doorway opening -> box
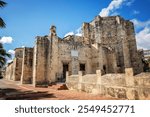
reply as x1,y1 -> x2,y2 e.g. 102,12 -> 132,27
62,64 -> 69,82
80,64 -> 85,71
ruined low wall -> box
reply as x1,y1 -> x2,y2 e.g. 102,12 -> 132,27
82,74 -> 97,83
5,62 -> 14,80
133,73 -> 150,99
101,74 -> 126,86
66,68 -> 150,100
66,74 -> 79,90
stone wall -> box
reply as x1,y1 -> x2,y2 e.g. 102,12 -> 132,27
49,26 -> 59,82
33,36 -> 50,87
5,48 -> 23,81
5,58 -> 23,81
21,47 -> 33,84
5,62 -> 14,80
66,68 -> 150,99
4,15 -> 144,91
6,48 -> 23,81
82,16 -> 143,74
12,58 -> 22,81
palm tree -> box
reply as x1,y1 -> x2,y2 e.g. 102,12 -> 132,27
0,0 -> 7,28
0,0 -> 11,69
0,43 -> 11,68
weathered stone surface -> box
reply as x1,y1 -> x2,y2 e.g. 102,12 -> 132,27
33,37 -> 50,87
5,62 -> 13,80
8,16 -> 143,83
5,15 -> 149,100
66,68 -> 150,99
6,48 -> 23,81
21,47 -> 33,84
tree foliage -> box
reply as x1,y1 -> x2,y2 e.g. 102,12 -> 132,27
0,1 -> 11,68
0,43 -> 11,68
0,0 -> 7,28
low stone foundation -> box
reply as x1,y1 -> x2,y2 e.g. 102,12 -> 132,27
66,68 -> 150,100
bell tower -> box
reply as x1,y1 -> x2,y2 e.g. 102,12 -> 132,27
50,25 -> 57,38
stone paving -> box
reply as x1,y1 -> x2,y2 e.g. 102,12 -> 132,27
0,79 -> 120,100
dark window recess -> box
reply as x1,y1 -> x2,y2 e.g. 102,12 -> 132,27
117,64 -> 121,67
63,64 -> 69,81
103,65 -> 106,74
80,64 -> 85,71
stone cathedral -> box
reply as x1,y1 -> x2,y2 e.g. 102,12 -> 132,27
5,16 -> 143,87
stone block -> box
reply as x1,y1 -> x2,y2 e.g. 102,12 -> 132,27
78,71 -> 83,91
125,68 -> 135,86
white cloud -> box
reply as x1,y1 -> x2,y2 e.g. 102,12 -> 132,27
75,27 -> 82,36
99,0 -> 135,17
131,19 -> 150,29
126,0 -> 135,6
75,33 -> 82,36
136,27 -> 150,50
7,59 -> 13,64
131,19 -> 150,50
0,36 -> 13,44
133,10 -> 140,15
64,32 -> 74,37
8,50 -> 15,55
99,0 -> 125,17
64,27 -> 83,37
7,50 -> 15,64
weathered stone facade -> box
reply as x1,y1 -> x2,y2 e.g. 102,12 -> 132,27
21,47 -> 33,84
5,48 -> 23,81
5,15 -> 147,98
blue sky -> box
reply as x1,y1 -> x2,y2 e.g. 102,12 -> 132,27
0,0 -> 150,59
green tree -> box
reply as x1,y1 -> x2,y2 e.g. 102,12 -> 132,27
0,0 -> 7,28
0,43 -> 11,68
0,0 -> 11,69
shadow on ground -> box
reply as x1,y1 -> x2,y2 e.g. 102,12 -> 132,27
0,88 -> 56,100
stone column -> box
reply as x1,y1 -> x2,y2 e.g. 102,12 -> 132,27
94,16 -> 102,43
13,58 -> 23,81
21,47 -> 33,84
78,71 -> 83,91
96,70 -> 102,84
71,57 -> 79,75
47,26 -> 59,82
125,68 -> 134,86
48,36 -> 58,82
86,58 -> 92,74
71,49 -> 79,75
112,53 -> 118,73
98,44 -> 104,73
82,23 -> 91,44
125,68 -> 136,100
94,70 -> 102,94
12,48 -> 23,81
33,37 -> 49,87
122,39 -> 131,68
66,71 -> 69,83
